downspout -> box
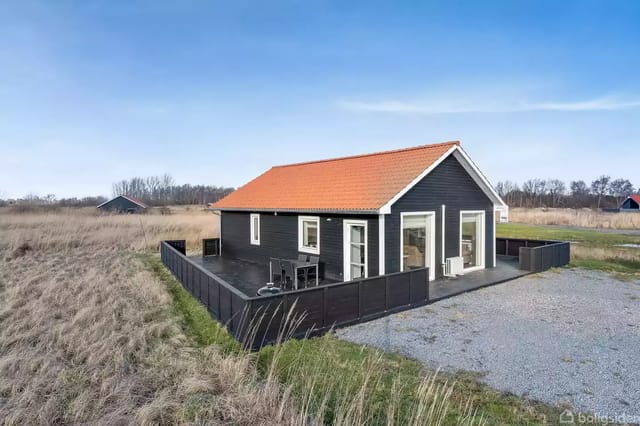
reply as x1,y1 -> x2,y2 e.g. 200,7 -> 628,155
441,204 -> 446,273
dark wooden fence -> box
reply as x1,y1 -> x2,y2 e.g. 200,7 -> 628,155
496,237 -> 571,272
160,240 -> 429,349
165,239 -> 186,255
247,268 -> 429,347
203,238 -> 220,256
161,241 -> 250,342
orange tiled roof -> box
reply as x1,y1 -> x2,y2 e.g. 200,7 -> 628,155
212,141 -> 460,212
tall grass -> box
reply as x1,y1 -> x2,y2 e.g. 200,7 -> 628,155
0,208 -> 486,425
509,208 -> 640,229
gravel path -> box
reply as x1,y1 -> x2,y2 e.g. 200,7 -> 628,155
336,269 -> 640,419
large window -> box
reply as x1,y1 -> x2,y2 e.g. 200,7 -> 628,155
298,216 -> 320,254
250,213 -> 260,245
400,212 -> 436,281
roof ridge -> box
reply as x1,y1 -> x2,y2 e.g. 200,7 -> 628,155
272,140 -> 460,169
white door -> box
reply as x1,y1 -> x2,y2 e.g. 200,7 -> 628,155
343,220 -> 368,281
400,212 -> 436,281
460,211 -> 485,271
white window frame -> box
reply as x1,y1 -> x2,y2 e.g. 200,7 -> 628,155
343,219 -> 368,281
459,210 -> 486,272
298,216 -> 320,254
400,211 -> 436,281
250,213 -> 260,245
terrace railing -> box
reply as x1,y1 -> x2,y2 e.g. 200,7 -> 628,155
160,240 -> 428,349
496,237 -> 571,272
203,238 -> 220,256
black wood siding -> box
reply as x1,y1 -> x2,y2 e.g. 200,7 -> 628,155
386,154 -> 495,277
221,212 -> 379,280
622,198 -> 639,209
97,196 -> 144,213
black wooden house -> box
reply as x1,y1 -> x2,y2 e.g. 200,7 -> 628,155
621,195 -> 640,210
211,141 -> 507,281
97,195 -> 148,213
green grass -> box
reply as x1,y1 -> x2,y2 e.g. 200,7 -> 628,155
496,223 -> 640,247
257,335 -> 571,425
138,254 -> 241,353
570,258 -> 640,274
497,223 -> 640,276
143,252 -> 576,425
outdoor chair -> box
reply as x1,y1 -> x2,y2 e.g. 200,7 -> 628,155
269,257 -> 284,284
281,260 -> 296,290
307,255 -> 320,285
298,254 -> 309,263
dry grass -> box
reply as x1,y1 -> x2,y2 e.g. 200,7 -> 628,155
0,208 -> 482,425
0,206 -> 218,254
0,208 -> 300,425
509,208 -> 640,230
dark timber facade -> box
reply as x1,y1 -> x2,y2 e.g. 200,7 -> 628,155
97,195 -> 147,213
218,148 -> 501,281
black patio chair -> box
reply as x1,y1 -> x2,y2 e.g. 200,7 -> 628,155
281,260 -> 296,290
269,257 -> 284,284
307,256 -> 320,285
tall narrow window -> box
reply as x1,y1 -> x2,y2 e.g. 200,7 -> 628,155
298,216 -> 320,254
250,213 -> 260,245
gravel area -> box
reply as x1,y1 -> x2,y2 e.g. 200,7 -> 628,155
336,269 -> 640,419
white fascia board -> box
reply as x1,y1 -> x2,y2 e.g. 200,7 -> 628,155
452,147 -> 507,208
378,144 -> 459,214
377,145 -> 506,214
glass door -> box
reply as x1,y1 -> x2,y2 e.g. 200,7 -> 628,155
343,220 -> 368,281
460,211 -> 485,270
401,213 -> 435,280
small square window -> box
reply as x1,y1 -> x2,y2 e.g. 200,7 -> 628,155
298,216 -> 320,254
250,214 -> 260,245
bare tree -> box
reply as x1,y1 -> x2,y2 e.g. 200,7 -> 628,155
591,175 -> 611,209
609,178 -> 634,206
547,179 -> 566,207
111,174 -> 233,206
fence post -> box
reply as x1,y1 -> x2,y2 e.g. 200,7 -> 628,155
357,279 -> 362,320
426,267 -> 430,302
384,275 -> 389,311
322,286 -> 328,329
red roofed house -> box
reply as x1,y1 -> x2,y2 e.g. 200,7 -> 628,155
621,195 -> 640,210
97,195 -> 148,213
211,141 -> 507,282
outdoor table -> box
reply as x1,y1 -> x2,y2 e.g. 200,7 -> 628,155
285,259 -> 319,289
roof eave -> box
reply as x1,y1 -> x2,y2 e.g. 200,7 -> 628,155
212,207 -> 380,215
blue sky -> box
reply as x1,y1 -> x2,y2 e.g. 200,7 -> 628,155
1,1 -> 639,198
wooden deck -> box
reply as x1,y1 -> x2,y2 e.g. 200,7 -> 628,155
429,256 -> 530,301
191,255 -> 528,300
189,255 -> 339,297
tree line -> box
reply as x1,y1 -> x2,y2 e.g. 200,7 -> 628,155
496,176 -> 637,209
111,174 -> 234,206
0,174 -> 235,207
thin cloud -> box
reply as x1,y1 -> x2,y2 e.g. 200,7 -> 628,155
338,96 -> 640,114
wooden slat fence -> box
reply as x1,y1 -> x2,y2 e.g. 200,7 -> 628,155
160,240 -> 429,349
496,237 -> 571,272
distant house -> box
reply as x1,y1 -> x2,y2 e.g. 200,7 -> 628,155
97,195 -> 148,213
621,195 -> 640,210
211,141 -> 507,281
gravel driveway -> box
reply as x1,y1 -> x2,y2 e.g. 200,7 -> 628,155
336,269 -> 640,419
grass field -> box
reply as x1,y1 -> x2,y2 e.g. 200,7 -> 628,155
0,207 -> 588,425
497,223 -> 640,276
509,208 -> 640,230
